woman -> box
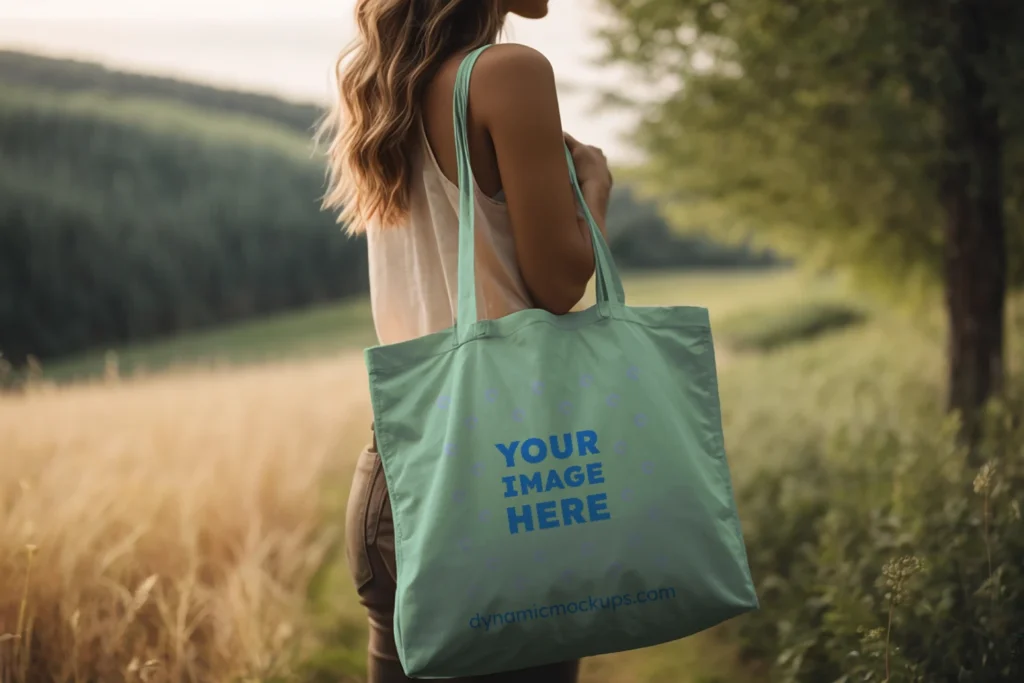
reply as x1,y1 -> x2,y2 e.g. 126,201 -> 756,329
320,1 -> 614,680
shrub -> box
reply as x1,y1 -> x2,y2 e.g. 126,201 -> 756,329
736,390 -> 1024,682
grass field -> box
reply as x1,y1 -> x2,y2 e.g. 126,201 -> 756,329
1,269 -> 935,683
39,297 -> 377,383
38,268 -> 836,383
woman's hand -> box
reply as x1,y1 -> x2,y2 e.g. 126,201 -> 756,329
564,133 -> 613,192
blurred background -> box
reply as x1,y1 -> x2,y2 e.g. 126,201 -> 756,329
1,1 -> 1022,682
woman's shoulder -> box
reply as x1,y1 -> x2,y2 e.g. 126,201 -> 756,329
477,42 -> 551,68
473,42 -> 554,84
430,43 -> 554,115
470,43 -> 558,120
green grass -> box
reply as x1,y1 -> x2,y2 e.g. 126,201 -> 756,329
716,299 -> 868,352
41,297 -> 376,382
609,267 -> 816,321
41,269 -> 822,383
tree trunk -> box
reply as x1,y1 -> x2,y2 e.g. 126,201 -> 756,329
942,0 -> 1007,445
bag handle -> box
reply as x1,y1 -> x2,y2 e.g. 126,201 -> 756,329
453,45 -> 625,343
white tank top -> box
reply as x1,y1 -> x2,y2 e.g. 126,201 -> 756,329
366,125 -> 533,346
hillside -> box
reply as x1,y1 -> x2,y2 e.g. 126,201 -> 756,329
0,49 -> 324,134
0,80 -> 366,365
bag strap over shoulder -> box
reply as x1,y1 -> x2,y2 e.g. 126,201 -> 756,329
452,45 -> 625,343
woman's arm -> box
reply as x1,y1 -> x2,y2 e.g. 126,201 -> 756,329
474,45 -> 613,315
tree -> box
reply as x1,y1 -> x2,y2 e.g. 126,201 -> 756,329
596,0 -> 1024,436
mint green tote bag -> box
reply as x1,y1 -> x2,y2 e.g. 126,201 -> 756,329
365,46 -> 758,678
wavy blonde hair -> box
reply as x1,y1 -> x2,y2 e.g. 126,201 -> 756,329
319,0 -> 505,233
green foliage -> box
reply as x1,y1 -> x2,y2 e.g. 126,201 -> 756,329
717,300 -> 867,352
717,317 -> 1024,682
0,84 -> 367,365
596,0 -> 1024,294
606,187 -> 779,270
738,399 -> 1024,682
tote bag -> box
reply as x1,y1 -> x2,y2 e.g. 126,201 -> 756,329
365,45 -> 758,678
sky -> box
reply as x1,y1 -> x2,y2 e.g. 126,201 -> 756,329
0,0 -> 642,161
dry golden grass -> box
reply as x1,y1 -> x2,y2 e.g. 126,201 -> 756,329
2,268 -> 784,682
0,348 -> 755,683
0,354 -> 372,683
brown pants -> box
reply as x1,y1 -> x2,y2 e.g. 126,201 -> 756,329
345,436 -> 581,683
